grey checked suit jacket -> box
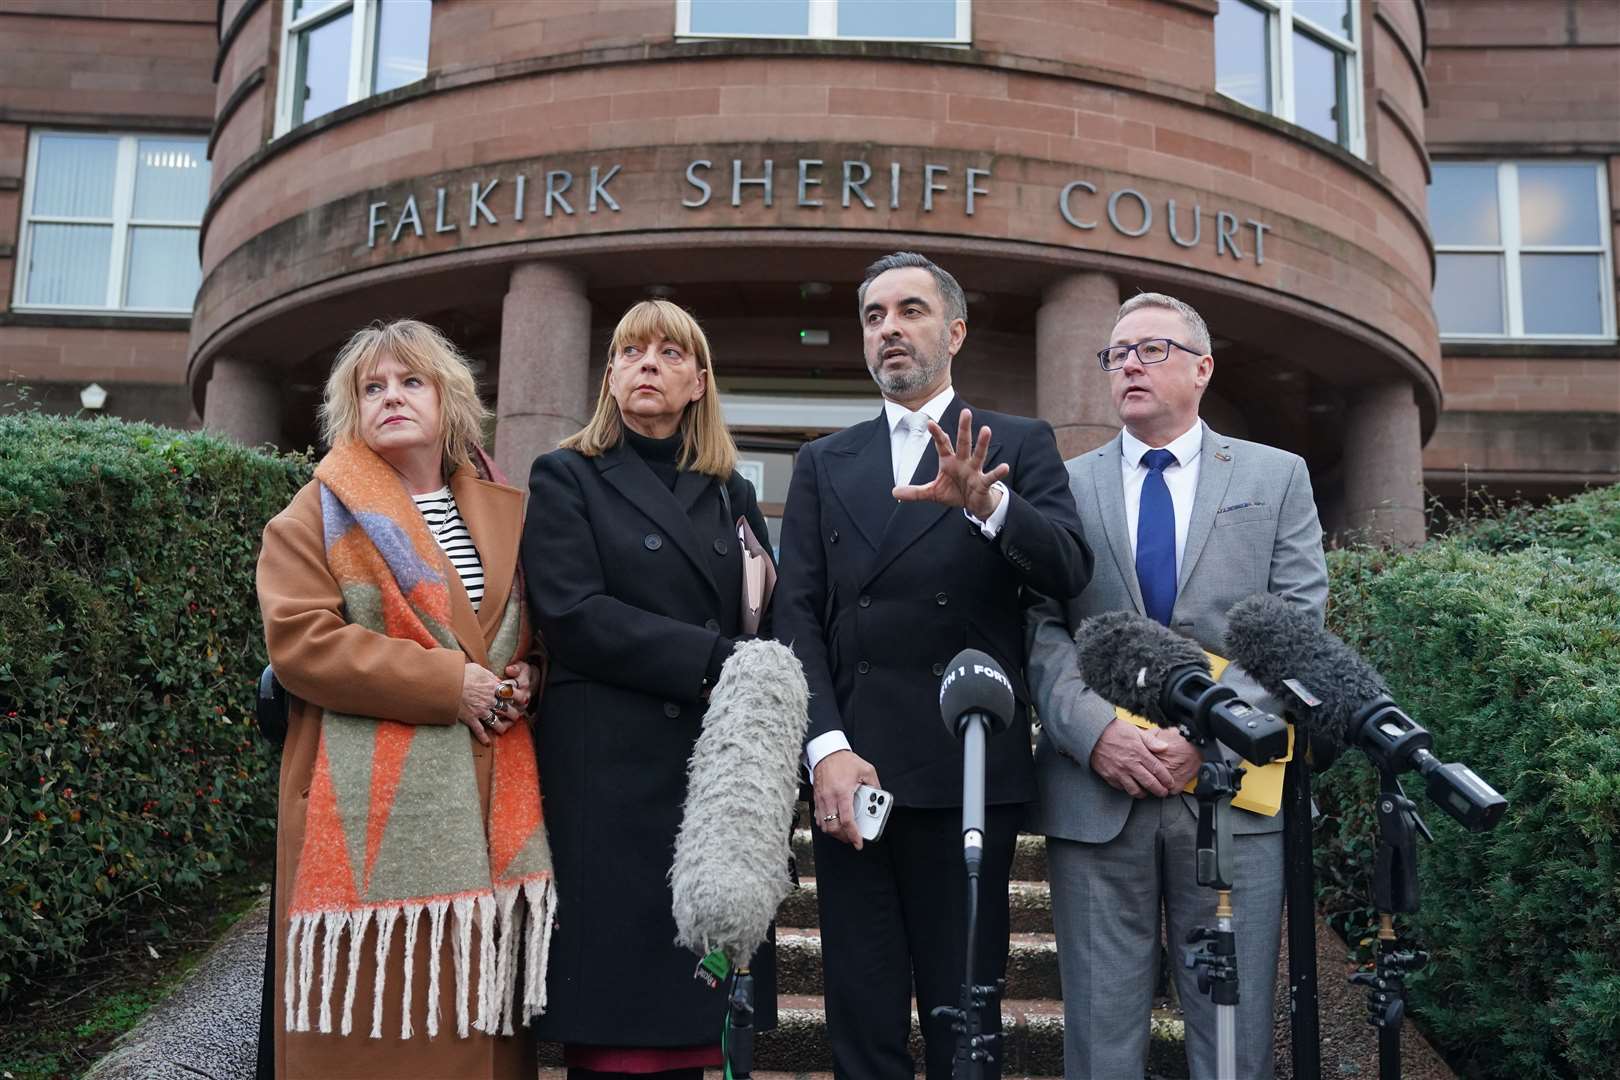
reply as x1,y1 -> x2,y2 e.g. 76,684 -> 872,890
1027,424 -> 1329,843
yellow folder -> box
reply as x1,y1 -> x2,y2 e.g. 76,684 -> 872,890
1115,651 -> 1293,817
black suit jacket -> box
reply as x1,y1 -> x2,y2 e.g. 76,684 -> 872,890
775,396 -> 1093,807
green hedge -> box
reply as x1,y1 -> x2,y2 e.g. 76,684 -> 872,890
1315,489 -> 1620,1079
0,414 -> 309,1002
1446,483 -> 1620,563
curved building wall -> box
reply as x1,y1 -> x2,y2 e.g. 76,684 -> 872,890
197,2 -> 1437,387
187,0 -> 1454,542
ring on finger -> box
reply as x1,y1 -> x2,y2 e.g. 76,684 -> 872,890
479,711 -> 499,730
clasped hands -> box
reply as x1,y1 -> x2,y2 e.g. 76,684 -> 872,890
458,660 -> 539,746
1089,717 -> 1203,799
893,408 -> 1007,521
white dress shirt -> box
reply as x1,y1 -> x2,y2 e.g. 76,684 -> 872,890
807,384 -> 1010,775
1120,418 -> 1205,579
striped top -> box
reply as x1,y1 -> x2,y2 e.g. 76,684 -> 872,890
413,486 -> 485,611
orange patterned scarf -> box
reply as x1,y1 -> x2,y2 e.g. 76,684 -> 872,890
283,440 -> 554,1040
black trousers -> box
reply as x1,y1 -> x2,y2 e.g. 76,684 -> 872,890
812,803 -> 1021,1080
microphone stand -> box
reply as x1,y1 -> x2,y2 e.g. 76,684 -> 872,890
1184,739 -> 1242,1080
931,712 -> 1002,1080
1349,765 -> 1430,1080
724,966 -> 755,1079
1278,681 -> 1324,1080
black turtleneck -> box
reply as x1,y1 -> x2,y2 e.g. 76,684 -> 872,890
624,427 -> 683,491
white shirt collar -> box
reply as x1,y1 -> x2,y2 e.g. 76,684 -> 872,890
883,384 -> 956,433
1120,418 -> 1205,469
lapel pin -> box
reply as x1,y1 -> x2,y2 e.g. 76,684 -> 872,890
1214,451 -> 1232,462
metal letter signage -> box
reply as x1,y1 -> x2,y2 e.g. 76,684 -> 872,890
361,153 -> 1267,264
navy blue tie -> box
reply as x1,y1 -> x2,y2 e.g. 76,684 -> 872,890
1135,448 -> 1178,626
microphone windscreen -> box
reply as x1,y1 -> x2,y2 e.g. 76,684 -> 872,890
670,639 -> 810,969
1073,610 -> 1208,727
1224,593 -> 1388,748
939,648 -> 1016,736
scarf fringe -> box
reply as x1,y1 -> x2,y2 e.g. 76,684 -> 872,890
316,910 -> 344,1034
492,884 -> 520,1035
295,912 -> 317,1031
452,896 -> 472,1038
282,879 -> 554,1041
426,899 -> 447,1037
340,908 -> 373,1036
399,905 -> 423,1040
370,907 -> 400,1038
523,876 -> 557,1023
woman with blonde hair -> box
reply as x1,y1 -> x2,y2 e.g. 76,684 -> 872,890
520,299 -> 777,1076
256,319 -> 554,1079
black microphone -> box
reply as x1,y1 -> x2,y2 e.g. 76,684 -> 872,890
1074,610 -> 1290,765
1225,593 -> 1507,832
939,649 -> 1014,876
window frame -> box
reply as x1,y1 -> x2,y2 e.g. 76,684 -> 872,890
1215,0 -> 1365,158
675,0 -> 971,46
274,0 -> 430,137
12,130 -> 209,316
1433,159 -> 1617,343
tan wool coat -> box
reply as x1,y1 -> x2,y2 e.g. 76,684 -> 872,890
256,466 -> 536,1080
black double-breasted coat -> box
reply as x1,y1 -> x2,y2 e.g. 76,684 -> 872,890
520,440 -> 777,1046
772,396 -> 1093,1076
775,396 -> 1094,807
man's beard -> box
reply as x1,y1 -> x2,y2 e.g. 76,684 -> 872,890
867,331 -> 951,398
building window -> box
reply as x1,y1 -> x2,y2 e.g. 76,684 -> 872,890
1430,161 -> 1615,340
1214,0 -> 1364,155
13,132 -> 209,314
275,0 -> 432,135
677,0 -> 969,44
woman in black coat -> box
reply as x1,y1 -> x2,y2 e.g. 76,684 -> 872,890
520,299 -> 776,1077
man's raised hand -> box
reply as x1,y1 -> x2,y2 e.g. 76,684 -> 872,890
893,408 -> 1008,520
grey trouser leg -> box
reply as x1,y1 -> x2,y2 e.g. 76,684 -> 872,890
1048,798 -> 1284,1080
1047,797 -> 1164,1080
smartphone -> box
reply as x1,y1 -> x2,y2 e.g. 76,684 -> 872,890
853,783 -> 893,842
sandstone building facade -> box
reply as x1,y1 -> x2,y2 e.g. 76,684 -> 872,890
2,0 -> 1616,545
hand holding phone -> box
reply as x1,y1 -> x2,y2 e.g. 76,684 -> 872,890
853,783 -> 893,842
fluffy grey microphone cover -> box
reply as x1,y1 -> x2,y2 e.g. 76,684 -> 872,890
1225,592 -> 1390,742
670,638 -> 810,969
1073,609 -> 1209,727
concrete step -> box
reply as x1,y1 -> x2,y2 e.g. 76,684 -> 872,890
537,994 -> 1186,1075
778,877 -> 1053,935
776,928 -> 1061,1000
658,996 -> 1180,1077
791,828 -> 1050,882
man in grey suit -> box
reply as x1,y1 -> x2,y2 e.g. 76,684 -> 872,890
1027,292 -> 1328,1079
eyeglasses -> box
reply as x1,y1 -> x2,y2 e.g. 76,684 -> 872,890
1097,338 -> 1199,372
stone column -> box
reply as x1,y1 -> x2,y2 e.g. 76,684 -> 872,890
494,261 -> 591,483
202,358 -> 282,448
1037,272 -> 1121,458
1342,380 -> 1426,547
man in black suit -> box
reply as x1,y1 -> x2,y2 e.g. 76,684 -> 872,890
775,252 -> 1092,1078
